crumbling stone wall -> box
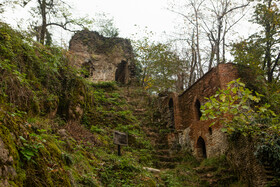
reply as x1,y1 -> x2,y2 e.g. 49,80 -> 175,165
227,136 -> 268,186
69,30 -> 135,84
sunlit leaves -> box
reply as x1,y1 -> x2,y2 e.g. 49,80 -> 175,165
201,79 -> 279,137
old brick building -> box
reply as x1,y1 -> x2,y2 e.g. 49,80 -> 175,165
163,63 -> 239,159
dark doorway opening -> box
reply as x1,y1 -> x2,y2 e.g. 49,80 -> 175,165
115,60 -> 128,84
197,136 -> 207,159
168,98 -> 175,130
195,99 -> 202,120
81,60 -> 94,78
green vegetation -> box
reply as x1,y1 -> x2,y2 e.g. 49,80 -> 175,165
0,22 -> 158,186
1,0 -> 279,183
159,154 -> 242,187
201,79 -> 279,138
133,37 -> 187,93
201,79 -> 280,177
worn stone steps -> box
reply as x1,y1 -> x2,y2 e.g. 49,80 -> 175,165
193,166 -> 217,173
194,166 -> 238,186
155,155 -> 183,162
145,132 -> 159,138
155,161 -> 177,169
143,127 -> 160,134
155,143 -> 169,150
156,149 -> 170,155
263,166 -> 280,186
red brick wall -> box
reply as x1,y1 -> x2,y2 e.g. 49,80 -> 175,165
173,63 -> 239,158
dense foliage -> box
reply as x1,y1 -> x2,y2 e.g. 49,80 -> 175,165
0,22 -> 158,186
232,0 -> 280,83
133,38 -> 187,93
201,79 -> 280,175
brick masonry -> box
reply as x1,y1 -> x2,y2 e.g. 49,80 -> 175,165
164,63 -> 239,159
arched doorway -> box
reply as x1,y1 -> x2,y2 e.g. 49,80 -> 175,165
115,60 -> 129,84
197,136 -> 207,159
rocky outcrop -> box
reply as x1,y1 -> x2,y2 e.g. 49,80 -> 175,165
69,30 -> 136,84
0,137 -> 17,186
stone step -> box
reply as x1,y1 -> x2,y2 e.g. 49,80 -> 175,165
265,170 -> 274,175
144,127 -> 160,133
134,108 -> 146,112
155,139 -> 168,144
193,166 -> 217,173
156,149 -> 170,156
266,175 -> 275,180
146,132 -> 159,138
266,182 -> 279,187
155,155 -> 183,162
155,143 -> 169,150
154,161 -> 178,169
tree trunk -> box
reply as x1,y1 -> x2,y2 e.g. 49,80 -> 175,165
216,17 -> 222,64
189,34 -> 197,87
195,8 -> 203,77
39,0 -> 47,44
264,0 -> 273,82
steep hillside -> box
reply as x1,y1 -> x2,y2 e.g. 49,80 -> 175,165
0,22 -> 245,186
0,22 -> 160,186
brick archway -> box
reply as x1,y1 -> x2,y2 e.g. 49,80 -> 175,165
197,136 -> 207,159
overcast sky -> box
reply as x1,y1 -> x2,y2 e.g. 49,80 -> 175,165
1,0 -> 178,45
1,0 -> 257,49
73,0 -> 177,39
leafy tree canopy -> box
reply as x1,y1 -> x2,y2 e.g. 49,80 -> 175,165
201,79 -> 279,139
133,37 -> 186,93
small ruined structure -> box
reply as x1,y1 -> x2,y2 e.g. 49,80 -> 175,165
162,63 -> 239,159
69,30 -> 135,84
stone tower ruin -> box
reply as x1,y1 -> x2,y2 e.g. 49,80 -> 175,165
69,30 -> 136,84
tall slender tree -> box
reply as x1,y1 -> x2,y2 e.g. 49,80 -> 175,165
232,0 -> 280,83
168,0 -> 249,82
22,0 -> 93,45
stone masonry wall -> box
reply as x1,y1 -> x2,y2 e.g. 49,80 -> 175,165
69,30 -> 135,84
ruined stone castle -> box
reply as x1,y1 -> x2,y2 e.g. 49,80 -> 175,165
69,31 -> 244,159
69,30 -> 136,84
69,30 -> 238,159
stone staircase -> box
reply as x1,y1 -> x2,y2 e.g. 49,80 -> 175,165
193,166 -> 238,186
264,166 -> 280,187
120,86 -> 182,170
119,86 -> 246,186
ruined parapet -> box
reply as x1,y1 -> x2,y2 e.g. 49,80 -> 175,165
69,30 -> 136,84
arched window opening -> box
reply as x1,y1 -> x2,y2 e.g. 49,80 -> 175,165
168,98 -> 175,130
195,99 -> 202,120
197,136 -> 207,159
81,60 -> 94,78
